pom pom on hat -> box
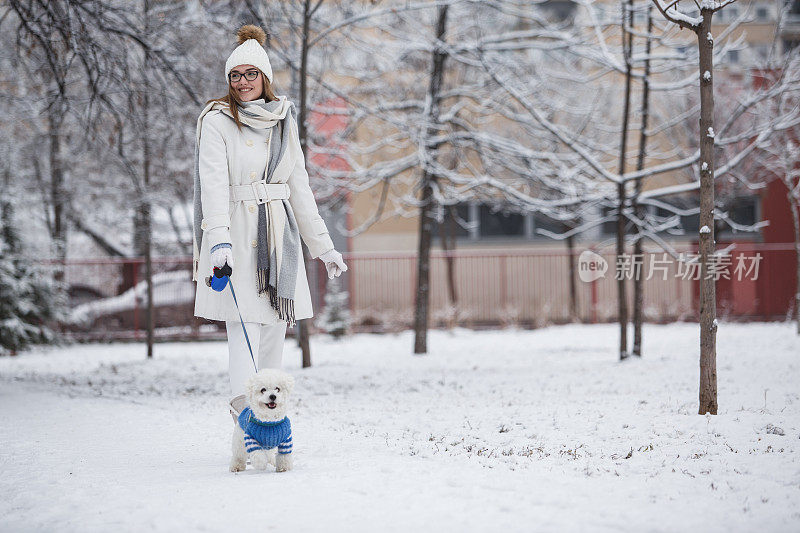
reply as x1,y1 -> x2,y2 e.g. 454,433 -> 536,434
225,24 -> 273,83
237,25 -> 266,46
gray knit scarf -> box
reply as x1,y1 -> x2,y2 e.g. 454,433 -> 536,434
193,97 -> 301,326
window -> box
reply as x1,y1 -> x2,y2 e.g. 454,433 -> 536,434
436,202 -> 563,240
479,205 -> 525,237
533,213 -> 564,236
731,198 -> 757,226
727,49 -> 740,64
680,213 -> 700,234
540,0 -> 577,23
756,5 -> 769,21
783,39 -> 800,52
753,44 -> 770,62
719,196 -> 758,233
601,206 -> 618,235
435,204 -> 471,239
651,203 -> 698,235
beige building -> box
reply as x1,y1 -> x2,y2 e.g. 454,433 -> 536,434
315,1 -> 787,327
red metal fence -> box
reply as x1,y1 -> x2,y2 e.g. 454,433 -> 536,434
52,242 -> 797,340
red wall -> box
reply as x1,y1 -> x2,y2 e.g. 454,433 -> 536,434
694,179 -> 797,319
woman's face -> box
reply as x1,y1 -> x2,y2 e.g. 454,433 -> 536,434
229,64 -> 263,102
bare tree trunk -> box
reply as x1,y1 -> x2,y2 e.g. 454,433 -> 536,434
299,246 -> 313,368
297,0 -> 314,367
632,4 -> 653,357
414,179 -> 437,353
442,205 -> 458,308
142,0 -> 154,359
142,98 -> 154,358
1,170 -> 19,253
697,9 -> 718,415
413,5 -> 449,355
566,230 -> 578,321
616,0 -> 635,360
48,111 -> 67,284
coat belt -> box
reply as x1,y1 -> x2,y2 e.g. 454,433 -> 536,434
230,181 -> 290,204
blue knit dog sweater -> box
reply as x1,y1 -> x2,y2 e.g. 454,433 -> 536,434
238,407 -> 293,455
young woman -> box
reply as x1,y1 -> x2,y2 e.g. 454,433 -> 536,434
192,25 -> 347,417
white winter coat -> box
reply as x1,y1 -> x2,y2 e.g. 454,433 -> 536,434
193,98 -> 333,325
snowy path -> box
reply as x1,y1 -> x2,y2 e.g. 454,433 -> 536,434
1,323 -> 799,532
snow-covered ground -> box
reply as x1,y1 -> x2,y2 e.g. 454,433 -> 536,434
1,322 -> 798,532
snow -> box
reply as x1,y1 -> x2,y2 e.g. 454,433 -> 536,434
703,70 -> 711,81
702,161 -> 709,171
700,225 -> 711,234
1,323 -> 799,531
700,0 -> 715,8
707,32 -> 714,44
707,127 -> 715,138
665,8 -> 702,27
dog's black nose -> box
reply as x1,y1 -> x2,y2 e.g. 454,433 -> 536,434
269,394 -> 277,401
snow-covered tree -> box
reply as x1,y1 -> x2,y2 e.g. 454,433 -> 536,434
0,170 -> 64,355
643,0 -> 800,414
318,276 -> 351,338
320,1 -> 585,353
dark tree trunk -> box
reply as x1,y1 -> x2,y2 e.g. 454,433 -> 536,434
441,205 -> 458,308
616,0 -> 635,360
48,111 -> 67,284
1,170 -> 19,253
142,98 -> 154,358
414,180 -> 436,353
632,5 -> 653,357
413,5 -> 449,355
142,0 -> 154,359
297,0 -> 314,367
299,245 -> 313,368
697,9 -> 718,415
566,230 -> 578,321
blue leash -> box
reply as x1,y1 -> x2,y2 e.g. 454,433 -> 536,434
208,265 -> 257,372
228,280 -> 258,372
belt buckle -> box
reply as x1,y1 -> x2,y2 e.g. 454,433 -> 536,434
251,181 -> 269,204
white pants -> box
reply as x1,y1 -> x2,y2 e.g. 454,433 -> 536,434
226,320 -> 287,396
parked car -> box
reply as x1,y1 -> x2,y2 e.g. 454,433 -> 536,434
67,269 -> 205,332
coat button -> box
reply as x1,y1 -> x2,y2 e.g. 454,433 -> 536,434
251,239 -> 258,248
246,140 -> 254,147
249,171 -> 256,179
248,205 -> 256,213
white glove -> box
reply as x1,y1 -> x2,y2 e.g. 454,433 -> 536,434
319,249 -> 347,279
210,244 -> 234,270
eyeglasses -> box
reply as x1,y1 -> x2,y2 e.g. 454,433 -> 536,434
229,69 -> 260,83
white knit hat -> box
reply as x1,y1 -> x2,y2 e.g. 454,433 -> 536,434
225,25 -> 273,83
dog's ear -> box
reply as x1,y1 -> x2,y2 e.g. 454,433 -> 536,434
244,374 -> 259,400
282,372 -> 295,395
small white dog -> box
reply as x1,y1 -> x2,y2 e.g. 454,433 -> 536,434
230,369 -> 295,473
